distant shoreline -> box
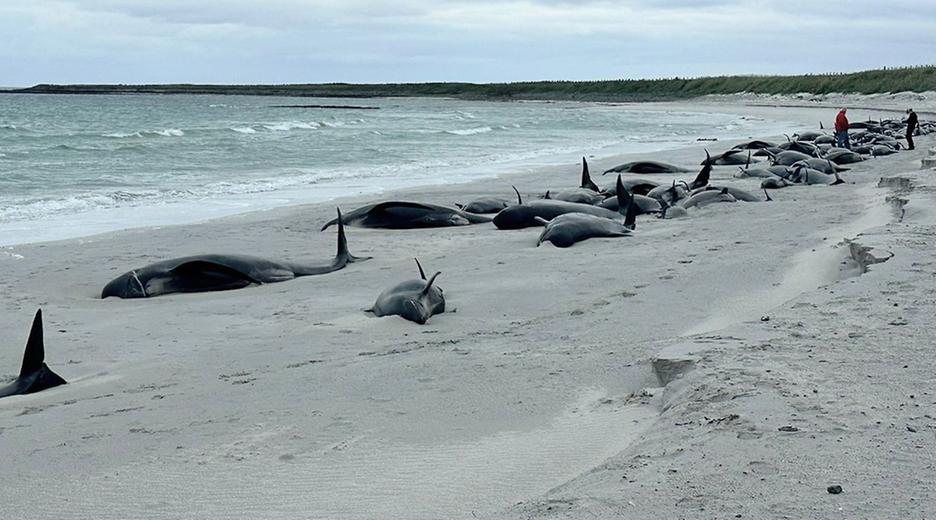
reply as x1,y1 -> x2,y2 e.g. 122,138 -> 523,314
4,65 -> 935,102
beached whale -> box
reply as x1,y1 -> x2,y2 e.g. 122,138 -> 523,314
680,187 -> 737,209
366,259 -> 445,324
598,192 -> 662,214
547,158 -> 604,204
320,202 -> 491,230
610,178 -> 661,196
792,158 -> 849,174
535,213 -> 633,248
770,150 -> 814,166
603,161 -> 690,174
1,310 -> 67,399
691,185 -> 767,202
762,177 -> 792,189
455,187 -> 522,214
455,197 -> 510,214
791,165 -> 845,185
647,180 -> 690,205
732,140 -> 777,150
493,175 -> 631,229
536,176 -> 638,248
102,209 -> 368,298
823,149 -> 864,165
793,130 -> 824,142
778,140 -> 820,156
702,149 -> 754,166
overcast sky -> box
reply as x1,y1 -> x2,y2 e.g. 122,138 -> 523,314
3,0 -> 934,86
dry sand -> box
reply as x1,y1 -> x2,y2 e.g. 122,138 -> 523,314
0,99 -> 933,519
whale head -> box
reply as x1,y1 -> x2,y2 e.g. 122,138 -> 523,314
101,270 -> 148,298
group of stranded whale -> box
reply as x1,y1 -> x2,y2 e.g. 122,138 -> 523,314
4,114 -> 930,399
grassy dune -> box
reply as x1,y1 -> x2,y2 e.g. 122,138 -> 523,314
9,65 -> 936,101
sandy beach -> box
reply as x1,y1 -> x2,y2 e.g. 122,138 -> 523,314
1,98 -> 934,519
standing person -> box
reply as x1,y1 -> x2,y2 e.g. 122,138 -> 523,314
906,108 -> 919,150
834,108 -> 850,149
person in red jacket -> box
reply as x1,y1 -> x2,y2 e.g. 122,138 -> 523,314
834,108 -> 850,149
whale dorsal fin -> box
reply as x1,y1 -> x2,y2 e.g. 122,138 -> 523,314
422,272 -> 442,295
335,208 -> 369,263
624,191 -> 638,230
691,156 -> 711,190
20,309 -> 45,377
414,258 -> 426,280
543,191 -> 551,200
581,157 -> 599,192
512,185 -> 522,205
615,175 -> 632,217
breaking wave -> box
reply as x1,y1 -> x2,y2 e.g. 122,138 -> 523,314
444,126 -> 493,136
103,128 -> 185,138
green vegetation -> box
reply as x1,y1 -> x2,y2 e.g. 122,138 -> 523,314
9,65 -> 936,101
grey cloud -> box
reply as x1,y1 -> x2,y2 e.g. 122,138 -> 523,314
1,0 -> 934,86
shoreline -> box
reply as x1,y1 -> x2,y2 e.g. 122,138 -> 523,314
1,99 -> 819,248
0,99 -> 932,518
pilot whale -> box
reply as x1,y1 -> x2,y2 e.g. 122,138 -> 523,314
102,209 -> 368,298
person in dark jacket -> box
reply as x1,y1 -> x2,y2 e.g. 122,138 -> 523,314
906,108 -> 919,150
834,108 -> 850,149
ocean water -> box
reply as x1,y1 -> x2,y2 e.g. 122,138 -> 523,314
0,94 -> 791,245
